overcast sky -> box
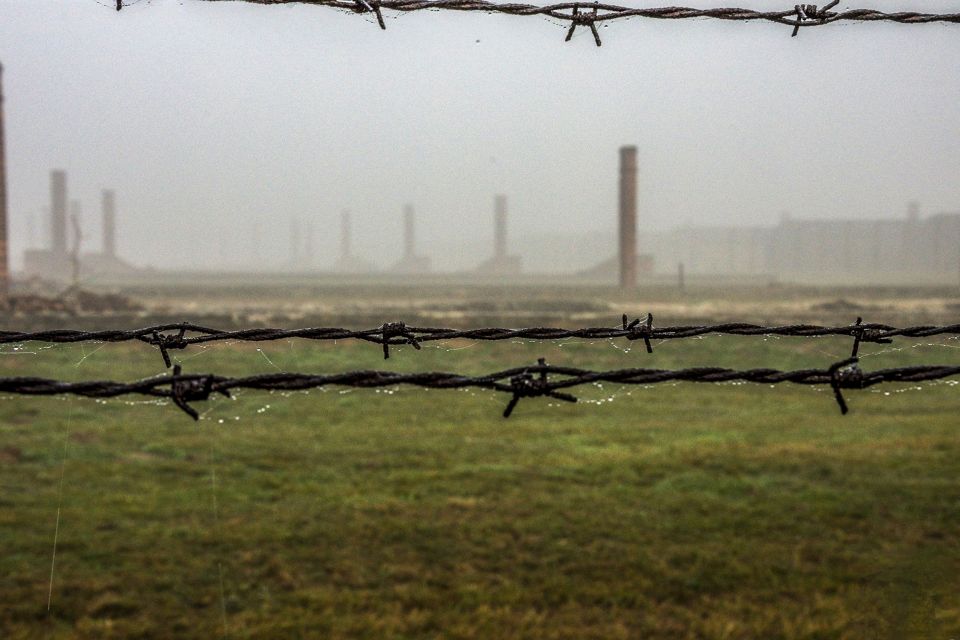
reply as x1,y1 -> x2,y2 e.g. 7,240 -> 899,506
1,0 -> 958,271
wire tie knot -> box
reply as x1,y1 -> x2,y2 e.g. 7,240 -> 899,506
828,357 -> 863,415
622,313 -> 654,353
503,358 -> 577,418
169,364 -> 229,421
150,325 -> 189,368
849,316 -> 893,358
353,0 -> 386,30
792,1 -> 839,36
565,4 -> 602,47
380,321 -> 421,359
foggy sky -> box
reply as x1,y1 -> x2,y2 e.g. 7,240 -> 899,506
1,0 -> 959,272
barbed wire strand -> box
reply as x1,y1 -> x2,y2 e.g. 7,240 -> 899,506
151,1 -> 960,45
1,357 -> 957,419
2,316 -> 958,366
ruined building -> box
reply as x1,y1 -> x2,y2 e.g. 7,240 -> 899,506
24,176 -> 134,282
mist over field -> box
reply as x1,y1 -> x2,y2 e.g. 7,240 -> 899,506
1,0 -> 959,277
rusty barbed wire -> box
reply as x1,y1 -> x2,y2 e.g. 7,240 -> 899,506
1,316 -> 958,365
153,1 -> 960,45
1,357 -> 957,419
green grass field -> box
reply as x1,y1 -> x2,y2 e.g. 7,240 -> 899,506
1,327 -> 959,638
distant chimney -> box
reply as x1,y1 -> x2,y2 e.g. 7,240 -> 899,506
494,194 -> 507,259
102,190 -> 116,258
70,200 -> 82,252
290,216 -> 300,264
0,62 -> 7,297
340,211 -> 351,261
304,221 -> 314,267
403,204 -> 415,259
618,146 -> 637,290
907,201 -> 920,222
50,170 -> 67,255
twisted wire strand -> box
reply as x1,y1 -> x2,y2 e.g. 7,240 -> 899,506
200,1 -> 960,28
1,360 -> 957,418
1,319 -> 958,350
15,363 -> 955,395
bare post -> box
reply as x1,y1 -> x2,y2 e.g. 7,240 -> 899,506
619,146 -> 637,290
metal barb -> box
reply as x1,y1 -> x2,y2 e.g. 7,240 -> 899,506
849,316 -> 894,358
150,325 -> 188,368
828,357 -> 863,415
622,313 -> 654,353
503,357 -> 578,418
168,364 -> 229,421
792,0 -> 840,36
353,0 -> 386,30
565,4 -> 602,47
380,321 -> 420,359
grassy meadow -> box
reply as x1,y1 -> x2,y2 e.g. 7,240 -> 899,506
1,285 -> 959,638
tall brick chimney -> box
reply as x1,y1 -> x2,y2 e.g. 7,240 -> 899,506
340,211 -> 351,261
403,204 -> 415,259
50,170 -> 67,255
618,146 -> 637,290
290,216 -> 300,264
494,194 -> 507,260
0,62 -> 8,297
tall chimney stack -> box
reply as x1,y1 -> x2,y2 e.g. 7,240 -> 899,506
70,200 -> 82,251
403,204 -> 415,259
494,194 -> 507,260
340,211 -> 351,261
50,170 -> 67,255
0,62 -> 8,297
305,221 -> 314,268
102,189 -> 116,258
618,146 -> 638,290
290,216 -> 300,265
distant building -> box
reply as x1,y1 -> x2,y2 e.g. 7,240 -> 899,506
640,206 -> 960,283
24,176 -> 137,282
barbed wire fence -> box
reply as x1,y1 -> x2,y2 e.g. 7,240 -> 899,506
106,1 -> 960,45
4,357 -> 960,419
2,315 -> 959,418
4,315 -> 960,361
24,1 -> 960,418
